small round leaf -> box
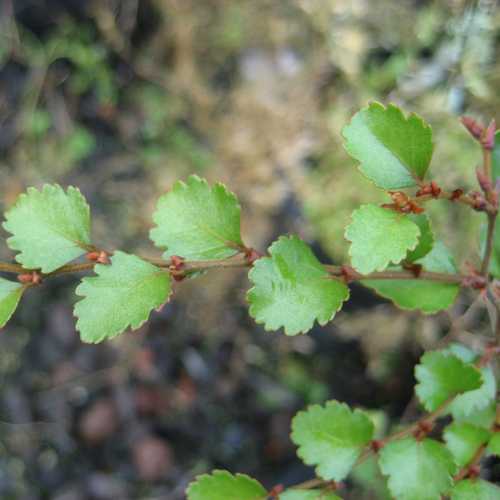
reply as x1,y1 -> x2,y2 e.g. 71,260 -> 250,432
379,437 -> 457,500
415,351 -> 482,412
3,184 -> 92,273
248,236 -> 349,335
74,252 -> 171,343
291,400 -> 374,481
150,175 -> 243,261
342,102 -> 433,189
345,205 -> 420,274
186,470 -> 267,500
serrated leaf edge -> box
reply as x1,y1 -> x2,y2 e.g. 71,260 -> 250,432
341,101 -> 433,189
0,281 -> 26,328
415,351 -> 483,412
344,204 -> 421,273
73,252 -> 172,343
3,184 -> 92,272
406,213 -> 435,262
291,400 -> 374,480
150,174 -> 243,260
185,469 -> 266,500
379,437 -> 456,498
246,235 -> 350,335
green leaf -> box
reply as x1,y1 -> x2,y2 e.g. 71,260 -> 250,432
451,479 -> 500,500
487,433 -> 500,456
345,205 -> 420,274
74,252 -> 171,343
405,214 -> 434,262
445,344 -> 497,418
3,185 -> 92,273
363,242 -> 460,313
453,400 -> 496,430
150,175 -> 243,261
443,422 -> 491,467
247,236 -> 349,335
280,490 -> 341,500
0,278 -> 25,328
379,437 -> 457,500
342,102 -> 433,189
186,470 -> 267,500
291,400 -> 374,481
415,351 -> 482,412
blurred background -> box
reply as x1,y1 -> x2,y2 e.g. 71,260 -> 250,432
0,0 -> 499,498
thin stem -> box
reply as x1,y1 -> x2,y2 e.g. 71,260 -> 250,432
325,266 -> 465,284
453,443 -> 487,482
0,262 -> 25,273
479,144 -> 498,277
291,478 -> 327,491
414,189 -> 496,214
480,212 -> 496,276
46,262 -> 98,276
483,149 -> 492,186
0,255 -> 466,285
358,397 -> 453,463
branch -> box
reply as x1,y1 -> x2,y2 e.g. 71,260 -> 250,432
416,189 -> 495,213
479,136 -> 498,276
0,253 -> 467,285
0,262 -> 25,273
481,213 -> 497,276
325,265 -> 465,284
